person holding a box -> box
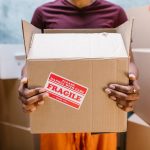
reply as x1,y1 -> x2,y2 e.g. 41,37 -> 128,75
18,0 -> 140,150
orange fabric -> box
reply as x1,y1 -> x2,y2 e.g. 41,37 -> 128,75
40,133 -> 117,150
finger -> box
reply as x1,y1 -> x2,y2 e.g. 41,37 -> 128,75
116,103 -> 124,109
25,93 -> 48,105
22,104 -> 37,113
21,88 -> 47,98
127,94 -> 139,101
21,77 -> 28,84
105,88 -> 128,100
110,96 -> 117,101
37,100 -> 45,105
117,99 -> 135,107
109,84 -> 135,94
19,92 -> 48,105
111,96 -> 135,107
123,106 -> 134,112
110,96 -> 136,109
22,104 -> 37,111
105,88 -> 139,101
19,95 -> 27,104
18,77 -> 28,96
116,102 -> 134,112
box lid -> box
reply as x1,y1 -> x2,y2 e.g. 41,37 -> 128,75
22,20 -> 41,56
22,19 -> 133,58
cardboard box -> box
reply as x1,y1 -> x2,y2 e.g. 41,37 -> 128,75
126,114 -> 150,150
0,79 -> 29,127
126,49 -> 150,150
22,19 -> 133,133
0,122 -> 38,150
133,49 -> 150,125
127,5 -> 150,48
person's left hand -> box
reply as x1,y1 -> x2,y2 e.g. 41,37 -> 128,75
105,73 -> 140,112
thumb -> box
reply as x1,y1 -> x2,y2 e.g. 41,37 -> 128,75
18,77 -> 28,92
129,73 -> 136,81
21,77 -> 28,85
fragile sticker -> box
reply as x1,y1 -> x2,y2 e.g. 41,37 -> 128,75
44,72 -> 88,110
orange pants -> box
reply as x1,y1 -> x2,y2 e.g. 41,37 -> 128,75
41,133 -> 117,150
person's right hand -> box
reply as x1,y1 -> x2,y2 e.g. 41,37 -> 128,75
18,77 -> 49,113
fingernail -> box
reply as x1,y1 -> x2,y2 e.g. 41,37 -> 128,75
109,85 -> 115,89
38,101 -> 45,105
105,89 -> 111,94
110,96 -> 116,101
117,104 -> 124,109
31,107 -> 36,112
39,88 -> 47,93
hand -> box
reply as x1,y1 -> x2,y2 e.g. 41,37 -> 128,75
105,73 -> 140,112
18,77 -> 49,113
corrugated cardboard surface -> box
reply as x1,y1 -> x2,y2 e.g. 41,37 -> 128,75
0,124 -> 35,150
28,59 -> 128,133
133,49 -> 150,125
126,114 -> 150,150
22,20 -> 133,133
127,5 -> 150,48
0,79 -> 39,150
0,79 -> 29,127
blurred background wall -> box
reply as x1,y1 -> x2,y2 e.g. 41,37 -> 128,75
0,0 -> 150,43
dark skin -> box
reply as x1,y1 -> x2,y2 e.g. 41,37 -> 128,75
18,0 -> 140,113
105,50 -> 140,111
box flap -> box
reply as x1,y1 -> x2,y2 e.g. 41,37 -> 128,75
127,5 -> 150,48
128,113 -> 149,127
116,19 -> 134,56
22,20 -> 41,56
127,113 -> 150,150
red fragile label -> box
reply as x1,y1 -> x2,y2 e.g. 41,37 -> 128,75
44,72 -> 88,109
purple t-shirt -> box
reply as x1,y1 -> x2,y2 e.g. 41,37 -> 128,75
31,0 -> 127,29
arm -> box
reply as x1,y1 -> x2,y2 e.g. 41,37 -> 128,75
18,64 -> 48,113
18,7 -> 48,113
105,49 -> 140,112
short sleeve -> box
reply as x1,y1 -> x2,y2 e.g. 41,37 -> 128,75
31,7 -> 44,29
115,7 -> 128,27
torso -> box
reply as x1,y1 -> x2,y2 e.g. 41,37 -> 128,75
31,0 -> 127,29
